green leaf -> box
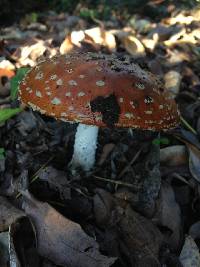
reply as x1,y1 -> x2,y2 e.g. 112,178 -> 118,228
0,108 -> 23,123
10,67 -> 30,100
152,137 -> 170,145
0,148 -> 5,160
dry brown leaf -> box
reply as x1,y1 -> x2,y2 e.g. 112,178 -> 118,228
165,13 -> 197,25
179,236 -> 200,267
164,28 -> 186,46
0,196 -> 25,232
142,37 -> 158,51
60,35 -> 75,54
60,27 -> 116,54
153,182 -> 182,250
116,205 -> 163,266
151,24 -> 179,42
103,30 -> 116,52
164,70 -> 182,97
160,145 -> 187,166
122,35 -> 146,57
22,191 -> 116,267
71,30 -> 85,47
85,27 -> 104,45
37,166 -> 71,200
13,39 -> 55,67
93,189 -> 114,225
84,27 -> 116,52
164,28 -> 200,47
166,47 -> 191,65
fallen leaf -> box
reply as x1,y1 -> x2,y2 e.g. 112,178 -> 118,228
60,35 -> 77,54
164,70 -> 182,96
122,35 -> 146,57
160,145 -> 187,166
153,182 -> 182,250
179,236 -> 200,267
0,196 -> 25,231
22,191 -> 116,267
148,24 -> 181,42
84,27 -> 116,52
142,37 -> 158,51
115,205 -> 163,266
13,39 -> 55,67
37,166 -> 71,200
93,189 -> 114,225
165,13 -> 197,25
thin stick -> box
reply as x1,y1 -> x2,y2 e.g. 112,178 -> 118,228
117,148 -> 143,179
16,156 -> 54,198
92,175 -> 138,189
181,116 -> 197,135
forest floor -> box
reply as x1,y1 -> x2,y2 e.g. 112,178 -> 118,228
0,3 -> 200,267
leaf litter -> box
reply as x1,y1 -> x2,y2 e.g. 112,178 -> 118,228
0,2 -> 200,266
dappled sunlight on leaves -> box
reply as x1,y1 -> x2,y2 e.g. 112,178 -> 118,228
0,2 -> 200,266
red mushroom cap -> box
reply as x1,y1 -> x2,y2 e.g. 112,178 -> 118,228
18,52 -> 180,130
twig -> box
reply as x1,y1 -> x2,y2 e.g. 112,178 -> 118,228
181,116 -> 197,135
92,175 -> 138,189
117,147 -> 143,179
16,156 -> 54,198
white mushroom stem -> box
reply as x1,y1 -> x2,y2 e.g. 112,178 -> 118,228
70,123 -> 99,171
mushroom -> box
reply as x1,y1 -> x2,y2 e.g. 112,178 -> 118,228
18,52 -> 180,171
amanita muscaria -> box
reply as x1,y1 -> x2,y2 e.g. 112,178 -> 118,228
18,52 -> 180,171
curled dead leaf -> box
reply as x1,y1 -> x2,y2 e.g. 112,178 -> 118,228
122,35 -> 146,57
153,182 -> 182,250
60,27 -> 116,54
85,27 -> 116,52
60,35 -> 75,54
22,191 -> 116,267
160,145 -> 187,166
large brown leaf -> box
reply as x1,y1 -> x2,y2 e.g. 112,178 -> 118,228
22,191 -> 116,267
